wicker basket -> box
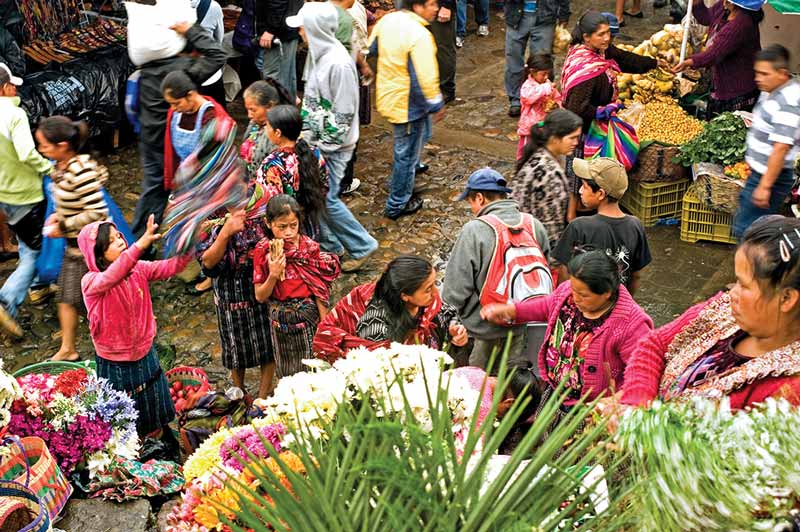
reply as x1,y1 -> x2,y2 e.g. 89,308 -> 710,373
12,360 -> 95,378
165,366 -> 211,411
628,143 -> 687,183
691,163 -> 745,214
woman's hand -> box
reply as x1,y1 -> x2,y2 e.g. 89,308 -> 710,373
448,323 -> 469,347
268,251 -> 286,280
136,214 -> 162,250
594,391 -> 631,435
656,58 -> 672,71
672,58 -> 693,74
480,303 -> 517,325
170,22 -> 193,35
221,210 -> 246,238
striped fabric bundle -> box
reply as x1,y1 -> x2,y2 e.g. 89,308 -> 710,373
161,117 -> 248,257
584,116 -> 640,171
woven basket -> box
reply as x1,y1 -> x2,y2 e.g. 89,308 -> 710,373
628,143 -> 687,183
0,480 -> 52,532
13,360 -> 95,378
0,437 -> 72,521
691,163 -> 745,214
165,366 -> 211,411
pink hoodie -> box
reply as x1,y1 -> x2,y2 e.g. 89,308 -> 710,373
78,221 -> 192,362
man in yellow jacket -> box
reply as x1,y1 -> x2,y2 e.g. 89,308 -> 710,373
368,0 -> 445,220
0,63 -> 53,337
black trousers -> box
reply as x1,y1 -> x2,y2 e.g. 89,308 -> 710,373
199,76 -> 227,109
131,141 -> 169,238
429,16 -> 457,100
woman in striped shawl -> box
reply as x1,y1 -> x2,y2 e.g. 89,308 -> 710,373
36,117 -> 108,362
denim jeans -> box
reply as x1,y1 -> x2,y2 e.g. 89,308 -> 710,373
318,149 -> 378,259
457,0 -> 490,37
0,239 -> 39,317
505,12 -> 555,105
386,116 -> 431,217
131,141 -> 169,238
733,168 -> 795,239
257,39 -> 299,101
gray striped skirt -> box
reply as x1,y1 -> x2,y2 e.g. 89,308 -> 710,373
96,345 -> 175,437
269,297 -> 320,378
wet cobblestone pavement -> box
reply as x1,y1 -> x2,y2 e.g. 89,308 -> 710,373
0,1 -> 735,390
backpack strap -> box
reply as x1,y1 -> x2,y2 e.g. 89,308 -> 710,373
196,0 -> 212,23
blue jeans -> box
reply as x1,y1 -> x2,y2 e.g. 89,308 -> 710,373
0,239 -> 39,317
319,149 -> 378,259
457,0 -> 490,37
733,168 -> 795,239
505,12 -> 555,105
386,116 -> 431,217
257,39 -> 299,101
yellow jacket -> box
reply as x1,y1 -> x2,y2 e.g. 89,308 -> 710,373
368,11 -> 443,124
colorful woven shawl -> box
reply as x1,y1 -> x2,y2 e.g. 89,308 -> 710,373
560,44 -> 621,102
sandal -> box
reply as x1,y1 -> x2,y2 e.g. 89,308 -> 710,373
186,276 -> 213,296
623,10 -> 643,18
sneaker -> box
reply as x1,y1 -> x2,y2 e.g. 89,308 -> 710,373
341,178 -> 361,195
456,36 -> 464,48
477,24 -> 489,36
0,304 -> 22,338
383,195 -> 424,221
341,247 -> 377,272
29,284 -> 57,305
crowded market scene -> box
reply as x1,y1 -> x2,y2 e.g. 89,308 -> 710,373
1,0 -> 800,528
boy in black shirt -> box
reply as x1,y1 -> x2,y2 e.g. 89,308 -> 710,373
552,157 -> 651,295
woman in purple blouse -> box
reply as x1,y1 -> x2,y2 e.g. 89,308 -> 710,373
674,0 -> 764,118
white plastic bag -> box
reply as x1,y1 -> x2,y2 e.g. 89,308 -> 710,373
125,0 -> 197,66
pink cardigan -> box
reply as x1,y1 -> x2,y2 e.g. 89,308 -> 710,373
514,281 -> 654,401
78,222 -> 192,362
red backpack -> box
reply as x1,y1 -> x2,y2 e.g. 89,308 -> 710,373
479,213 -> 553,306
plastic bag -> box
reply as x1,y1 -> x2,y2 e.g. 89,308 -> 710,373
584,115 -> 640,171
552,24 -> 571,54
125,0 -> 197,66
617,102 -> 646,132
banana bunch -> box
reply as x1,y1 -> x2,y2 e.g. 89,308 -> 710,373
617,68 -> 676,103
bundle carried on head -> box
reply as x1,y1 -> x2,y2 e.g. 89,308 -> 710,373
161,116 -> 249,257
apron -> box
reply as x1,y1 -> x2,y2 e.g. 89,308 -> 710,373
170,100 -> 213,162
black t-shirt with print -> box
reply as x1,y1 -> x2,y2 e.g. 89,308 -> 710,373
552,214 -> 652,286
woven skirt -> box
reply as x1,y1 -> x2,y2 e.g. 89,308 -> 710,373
269,297 -> 320,378
57,249 -> 87,307
96,345 -> 175,437
214,267 -> 273,370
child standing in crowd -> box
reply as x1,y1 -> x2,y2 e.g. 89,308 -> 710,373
198,185 -> 275,399
517,55 -> 561,160
36,117 -> 108,362
77,215 -> 191,438
253,195 -> 340,377
552,157 -> 651,296
257,105 -> 328,240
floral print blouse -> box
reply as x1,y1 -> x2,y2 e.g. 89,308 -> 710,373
544,297 -> 610,403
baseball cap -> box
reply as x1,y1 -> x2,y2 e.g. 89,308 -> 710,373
601,12 -> 620,37
0,63 -> 23,87
457,167 -> 512,201
573,157 -> 628,199
729,0 -> 766,10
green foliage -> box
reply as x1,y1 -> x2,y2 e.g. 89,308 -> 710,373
675,112 -> 747,167
216,355 -> 626,532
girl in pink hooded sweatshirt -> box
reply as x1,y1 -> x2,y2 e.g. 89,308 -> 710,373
78,215 -> 192,438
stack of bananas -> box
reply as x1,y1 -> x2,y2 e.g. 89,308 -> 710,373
617,68 -> 676,103
638,101 -> 704,145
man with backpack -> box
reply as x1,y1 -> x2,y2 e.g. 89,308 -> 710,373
443,167 -> 552,371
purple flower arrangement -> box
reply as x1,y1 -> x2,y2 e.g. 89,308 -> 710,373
219,424 -> 286,472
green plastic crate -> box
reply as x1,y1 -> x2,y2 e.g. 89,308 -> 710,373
680,190 -> 737,245
620,179 -> 690,226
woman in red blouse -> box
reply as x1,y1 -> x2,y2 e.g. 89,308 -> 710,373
621,216 -> 800,410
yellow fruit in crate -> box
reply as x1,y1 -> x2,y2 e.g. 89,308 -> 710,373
638,101 -> 705,144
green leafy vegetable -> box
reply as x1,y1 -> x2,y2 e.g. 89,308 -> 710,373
675,112 -> 747,167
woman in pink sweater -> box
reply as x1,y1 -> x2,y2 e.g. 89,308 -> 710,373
619,215 -> 800,411
78,215 -> 192,437
481,250 -> 653,414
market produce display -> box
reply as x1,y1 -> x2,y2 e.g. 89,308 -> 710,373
724,161 -> 751,180
6,369 -> 140,478
675,112 -> 748,167
637,101 -> 704,145
613,398 -> 800,531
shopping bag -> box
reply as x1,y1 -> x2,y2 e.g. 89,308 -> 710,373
0,436 -> 71,521
583,115 -> 640,171
35,179 -> 135,283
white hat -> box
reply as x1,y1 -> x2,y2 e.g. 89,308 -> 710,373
0,63 -> 23,86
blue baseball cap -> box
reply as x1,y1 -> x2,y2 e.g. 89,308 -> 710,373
602,12 -> 620,36
457,168 -> 513,200
729,0 -> 766,10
